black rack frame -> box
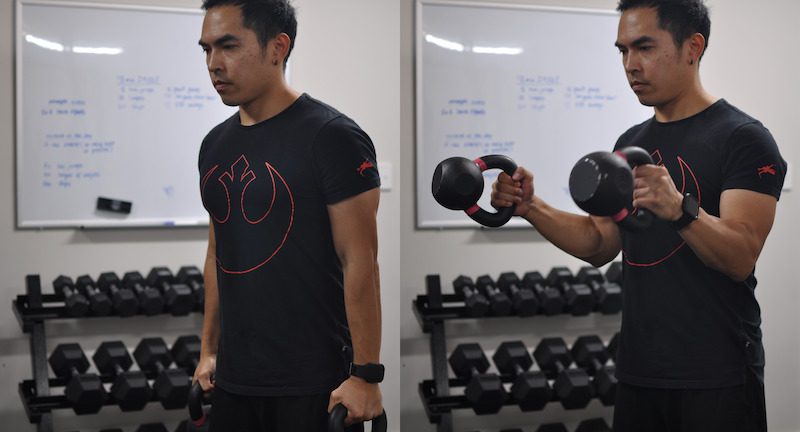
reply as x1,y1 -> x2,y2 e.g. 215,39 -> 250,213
13,274 -> 201,432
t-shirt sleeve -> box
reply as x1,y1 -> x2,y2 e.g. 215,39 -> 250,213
721,122 -> 787,200
311,116 -> 381,204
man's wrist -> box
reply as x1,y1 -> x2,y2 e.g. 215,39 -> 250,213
349,362 -> 385,383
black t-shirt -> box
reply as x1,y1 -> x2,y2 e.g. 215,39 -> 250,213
613,99 -> 786,389
198,94 -> 380,396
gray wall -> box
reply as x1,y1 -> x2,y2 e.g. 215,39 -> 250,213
400,0 -> 800,431
0,0 -> 400,431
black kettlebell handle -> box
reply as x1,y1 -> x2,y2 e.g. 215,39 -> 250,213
613,147 -> 654,232
328,404 -> 388,432
467,155 -> 517,227
188,381 -> 210,429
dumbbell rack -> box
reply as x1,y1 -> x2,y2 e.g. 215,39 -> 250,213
413,274 -> 616,432
12,274 -> 202,432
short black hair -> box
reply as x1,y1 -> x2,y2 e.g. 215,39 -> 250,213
202,0 -> 297,67
617,0 -> 710,59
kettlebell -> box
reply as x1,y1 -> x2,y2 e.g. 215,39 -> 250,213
328,404 -> 388,432
187,381 -> 211,431
568,146 -> 654,232
431,154 -> 518,228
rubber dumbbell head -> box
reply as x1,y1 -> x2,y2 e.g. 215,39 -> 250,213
452,275 -> 490,317
533,337 -> 593,410
576,266 -> 622,315
133,337 -> 189,409
123,271 -> 165,315
449,343 -> 506,415
93,341 -> 152,411
546,267 -> 595,316
146,267 -> 194,316
49,343 -> 106,414
75,275 -> 113,316
52,275 -> 90,317
493,341 -> 551,411
496,272 -> 539,317
521,271 -> 564,316
97,272 -> 140,317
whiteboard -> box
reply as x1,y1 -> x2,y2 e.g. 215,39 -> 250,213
16,0 -> 237,228
416,1 -> 652,228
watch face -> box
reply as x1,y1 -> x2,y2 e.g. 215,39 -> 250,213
683,194 -> 700,218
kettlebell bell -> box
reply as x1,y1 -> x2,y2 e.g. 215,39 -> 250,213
568,146 -> 654,232
431,154 -> 518,228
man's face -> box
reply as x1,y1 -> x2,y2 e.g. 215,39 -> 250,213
615,7 -> 692,108
199,5 -> 274,107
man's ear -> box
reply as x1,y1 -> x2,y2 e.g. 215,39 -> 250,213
686,32 -> 706,64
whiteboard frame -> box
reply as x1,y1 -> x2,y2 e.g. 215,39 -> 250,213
14,0 -> 216,229
414,0 -> 624,229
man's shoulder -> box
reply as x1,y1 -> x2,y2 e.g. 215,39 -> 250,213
708,99 -> 762,128
203,111 -> 239,142
295,94 -> 365,134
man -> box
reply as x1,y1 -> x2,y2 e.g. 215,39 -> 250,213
193,1 -> 384,430
492,1 -> 786,430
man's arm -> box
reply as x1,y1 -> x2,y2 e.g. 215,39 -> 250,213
634,165 -> 777,281
194,220 -> 220,390
493,168 -> 622,267
326,188 -> 383,424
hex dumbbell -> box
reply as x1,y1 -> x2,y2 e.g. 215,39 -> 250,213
122,271 -> 166,315
571,335 -> 617,406
52,275 -> 90,317
475,275 -> 513,316
96,272 -> 140,317
533,337 -> 593,409
452,275 -> 490,317
93,340 -> 152,411
492,341 -> 551,411
520,271 -> 564,316
146,267 -> 194,316
546,267 -> 595,316
133,337 -> 190,409
49,343 -> 106,414
177,265 -> 205,309
171,335 -> 201,376
576,266 -> 622,314
494,273 -> 539,317
75,275 -> 113,316
449,343 -> 506,415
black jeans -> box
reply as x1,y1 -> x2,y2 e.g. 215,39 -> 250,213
208,386 -> 365,432
613,368 -> 767,432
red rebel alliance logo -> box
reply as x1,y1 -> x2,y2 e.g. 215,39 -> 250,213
201,155 -> 295,274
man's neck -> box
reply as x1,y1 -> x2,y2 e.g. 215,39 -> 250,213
654,82 -> 717,123
239,83 -> 301,126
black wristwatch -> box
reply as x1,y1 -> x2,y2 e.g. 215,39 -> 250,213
349,362 -> 385,383
671,193 -> 699,231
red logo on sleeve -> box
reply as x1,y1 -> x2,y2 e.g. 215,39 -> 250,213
757,164 -> 776,177
357,160 -> 375,176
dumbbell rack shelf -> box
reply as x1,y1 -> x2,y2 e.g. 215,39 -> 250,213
415,274 -> 615,432
13,274 -> 200,432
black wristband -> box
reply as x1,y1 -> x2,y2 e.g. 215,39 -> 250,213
349,362 -> 384,383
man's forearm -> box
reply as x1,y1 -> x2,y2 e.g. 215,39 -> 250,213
523,196 -> 621,266
201,255 -> 220,358
343,259 -> 381,365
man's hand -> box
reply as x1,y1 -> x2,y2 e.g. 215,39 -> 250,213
491,167 -> 535,217
328,376 -> 383,426
632,164 -> 684,221
193,354 -> 216,391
